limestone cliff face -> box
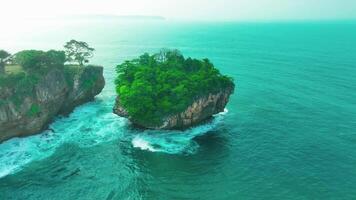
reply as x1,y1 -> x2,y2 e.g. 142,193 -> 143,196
113,87 -> 233,129
0,66 -> 105,143
60,67 -> 105,114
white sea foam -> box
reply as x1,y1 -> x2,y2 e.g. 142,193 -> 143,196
131,109 -> 228,154
132,137 -> 158,152
0,97 -> 228,178
0,98 -> 126,178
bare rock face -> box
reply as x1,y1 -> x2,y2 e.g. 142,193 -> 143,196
0,66 -> 105,143
60,67 -> 105,114
114,87 -> 233,129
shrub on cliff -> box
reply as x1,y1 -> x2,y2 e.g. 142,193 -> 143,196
14,50 -> 65,72
43,50 -> 66,68
115,49 -> 234,126
0,72 -> 39,106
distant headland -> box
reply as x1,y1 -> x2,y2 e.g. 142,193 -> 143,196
28,15 -> 166,21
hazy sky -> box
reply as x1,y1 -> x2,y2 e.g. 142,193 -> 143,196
1,0 -> 356,21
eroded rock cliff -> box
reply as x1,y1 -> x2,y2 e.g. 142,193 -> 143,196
0,66 -> 105,142
114,87 -> 233,129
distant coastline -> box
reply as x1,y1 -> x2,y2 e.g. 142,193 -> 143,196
25,14 -> 166,21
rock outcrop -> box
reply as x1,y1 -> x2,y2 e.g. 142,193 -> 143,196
114,87 -> 233,129
0,66 -> 105,143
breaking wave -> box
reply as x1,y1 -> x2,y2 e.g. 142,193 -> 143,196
0,91 -> 228,179
131,109 -> 228,154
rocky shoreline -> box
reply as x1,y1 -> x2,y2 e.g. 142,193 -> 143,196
114,87 -> 234,129
0,66 -> 105,143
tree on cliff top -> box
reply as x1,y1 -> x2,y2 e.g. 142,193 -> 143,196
64,40 -> 94,66
14,50 -> 65,72
0,50 -> 11,74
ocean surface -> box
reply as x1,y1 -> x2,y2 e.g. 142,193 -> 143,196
0,20 -> 356,200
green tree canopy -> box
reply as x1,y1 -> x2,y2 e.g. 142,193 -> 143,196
64,40 -> 94,66
44,50 -> 66,67
14,50 -> 65,72
115,49 -> 234,126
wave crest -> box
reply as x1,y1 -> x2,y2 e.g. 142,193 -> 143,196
131,109 -> 228,154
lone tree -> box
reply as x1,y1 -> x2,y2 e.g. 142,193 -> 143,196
0,50 -> 11,74
64,40 -> 94,66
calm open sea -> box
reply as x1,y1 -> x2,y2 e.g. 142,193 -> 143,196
0,20 -> 356,200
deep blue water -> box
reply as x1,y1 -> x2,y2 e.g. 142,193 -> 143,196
0,20 -> 356,199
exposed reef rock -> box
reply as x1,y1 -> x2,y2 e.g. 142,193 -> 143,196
114,87 -> 233,129
0,66 -> 105,143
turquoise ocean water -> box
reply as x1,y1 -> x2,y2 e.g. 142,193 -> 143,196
0,20 -> 356,199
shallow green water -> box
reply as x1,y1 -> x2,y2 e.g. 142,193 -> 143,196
0,20 -> 356,200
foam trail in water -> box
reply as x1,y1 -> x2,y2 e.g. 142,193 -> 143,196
131,109 -> 228,154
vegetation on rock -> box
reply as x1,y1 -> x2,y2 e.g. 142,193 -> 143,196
0,40 -> 96,107
26,104 -> 41,117
115,49 -> 234,126
14,50 -> 66,72
0,41 -> 104,142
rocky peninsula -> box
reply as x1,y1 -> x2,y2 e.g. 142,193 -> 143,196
113,50 -> 234,129
0,66 -> 104,143
0,41 -> 105,143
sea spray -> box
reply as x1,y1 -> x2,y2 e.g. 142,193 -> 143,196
132,137 -> 158,152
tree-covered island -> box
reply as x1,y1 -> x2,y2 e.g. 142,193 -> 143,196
0,40 -> 105,143
114,50 -> 235,129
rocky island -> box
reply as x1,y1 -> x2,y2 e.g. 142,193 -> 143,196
0,40 -> 105,143
114,50 -> 234,129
